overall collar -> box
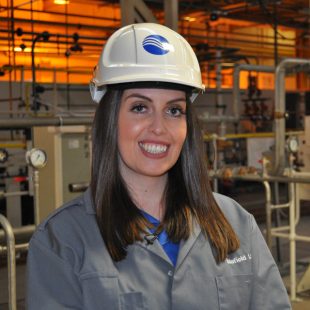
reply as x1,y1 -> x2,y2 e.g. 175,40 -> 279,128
83,187 -> 204,268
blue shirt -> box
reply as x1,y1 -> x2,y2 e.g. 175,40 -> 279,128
141,210 -> 180,266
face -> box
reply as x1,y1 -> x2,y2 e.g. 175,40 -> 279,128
118,88 -> 187,180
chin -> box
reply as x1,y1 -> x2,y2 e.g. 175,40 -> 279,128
138,167 -> 170,178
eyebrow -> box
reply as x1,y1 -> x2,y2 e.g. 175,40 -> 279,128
124,93 -> 186,104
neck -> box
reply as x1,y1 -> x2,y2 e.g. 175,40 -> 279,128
121,170 -> 167,220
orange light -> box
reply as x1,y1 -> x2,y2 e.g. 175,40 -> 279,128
14,46 -> 30,52
183,16 -> 196,22
54,0 -> 70,4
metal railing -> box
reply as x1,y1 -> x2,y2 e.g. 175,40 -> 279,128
262,156 -> 310,301
0,214 -> 17,310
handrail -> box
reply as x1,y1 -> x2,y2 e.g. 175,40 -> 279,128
0,214 -> 17,310
274,58 -> 310,174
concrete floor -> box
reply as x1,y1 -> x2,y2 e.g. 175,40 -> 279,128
1,217 -> 310,309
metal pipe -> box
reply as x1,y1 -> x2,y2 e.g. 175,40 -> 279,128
264,180 -> 272,249
16,32 -> 107,42
288,174 -> 297,301
0,110 -> 34,115
211,173 -> 310,184
0,97 -> 21,102
271,203 -> 290,209
186,25 -> 295,42
272,232 -> 310,242
187,32 -> 298,49
273,181 -> 282,263
0,64 -> 91,74
0,225 -> 35,242
164,0 -> 178,31
291,168 -> 309,226
272,232 -> 290,238
41,86 -> 90,92
0,16 -> 116,31
0,6 -> 296,44
215,50 -> 227,140
9,0 -> 16,82
262,157 -> 273,249
274,58 -> 310,173
294,235 -> 310,242
31,31 -> 51,112
204,130 -> 304,141
273,1 -> 279,67
33,170 -> 40,226
0,191 -> 29,198
198,115 -> 239,123
0,6 -> 120,22
68,182 -> 89,193
211,135 -> 218,192
0,214 -> 17,310
0,24 -> 304,52
53,68 -> 57,117
233,64 -> 274,120
0,242 -> 29,254
0,117 -> 93,128
272,226 -> 290,232
20,66 -> 25,105
294,181 -> 301,225
0,142 -> 26,148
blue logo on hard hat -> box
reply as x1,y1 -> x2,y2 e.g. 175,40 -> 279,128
142,35 -> 171,55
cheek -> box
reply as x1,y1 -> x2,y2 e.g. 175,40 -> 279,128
175,122 -> 187,147
118,116 -> 143,148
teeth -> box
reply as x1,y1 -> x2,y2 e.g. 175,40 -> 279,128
139,143 -> 168,154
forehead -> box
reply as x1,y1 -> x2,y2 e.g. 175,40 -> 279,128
122,88 -> 186,99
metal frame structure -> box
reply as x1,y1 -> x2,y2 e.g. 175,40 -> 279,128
269,58 -> 310,301
263,157 -> 310,301
274,58 -> 310,174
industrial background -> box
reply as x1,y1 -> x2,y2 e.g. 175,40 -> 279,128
0,0 -> 310,309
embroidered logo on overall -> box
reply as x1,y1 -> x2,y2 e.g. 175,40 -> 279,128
142,35 -> 171,55
226,253 -> 252,264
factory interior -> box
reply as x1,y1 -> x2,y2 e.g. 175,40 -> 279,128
0,0 -> 310,309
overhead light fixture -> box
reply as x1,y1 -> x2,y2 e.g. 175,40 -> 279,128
14,44 -> 29,52
184,16 -> 196,22
54,0 -> 70,4
210,10 -> 227,21
210,12 -> 219,21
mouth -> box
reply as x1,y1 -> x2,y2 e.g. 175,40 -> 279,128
139,142 -> 168,155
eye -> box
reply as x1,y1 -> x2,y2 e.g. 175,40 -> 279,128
131,104 -> 147,113
167,106 -> 186,117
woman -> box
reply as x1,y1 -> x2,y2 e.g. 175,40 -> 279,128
26,23 -> 291,309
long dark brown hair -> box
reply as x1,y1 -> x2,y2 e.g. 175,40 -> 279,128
91,86 -> 239,262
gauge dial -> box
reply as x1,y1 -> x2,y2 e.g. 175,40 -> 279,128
0,148 -> 9,163
288,138 -> 299,153
26,148 -> 47,169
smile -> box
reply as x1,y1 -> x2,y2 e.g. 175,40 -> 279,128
139,142 -> 168,154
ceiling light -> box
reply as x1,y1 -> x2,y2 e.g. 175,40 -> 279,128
210,12 -> 219,21
54,0 -> 70,4
184,16 -> 196,22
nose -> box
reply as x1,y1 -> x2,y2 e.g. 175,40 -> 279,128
149,112 -> 167,135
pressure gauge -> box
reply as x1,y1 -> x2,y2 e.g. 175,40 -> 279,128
26,148 -> 47,169
0,148 -> 9,163
287,137 -> 299,153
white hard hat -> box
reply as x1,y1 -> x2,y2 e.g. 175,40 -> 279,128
90,23 -> 204,103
